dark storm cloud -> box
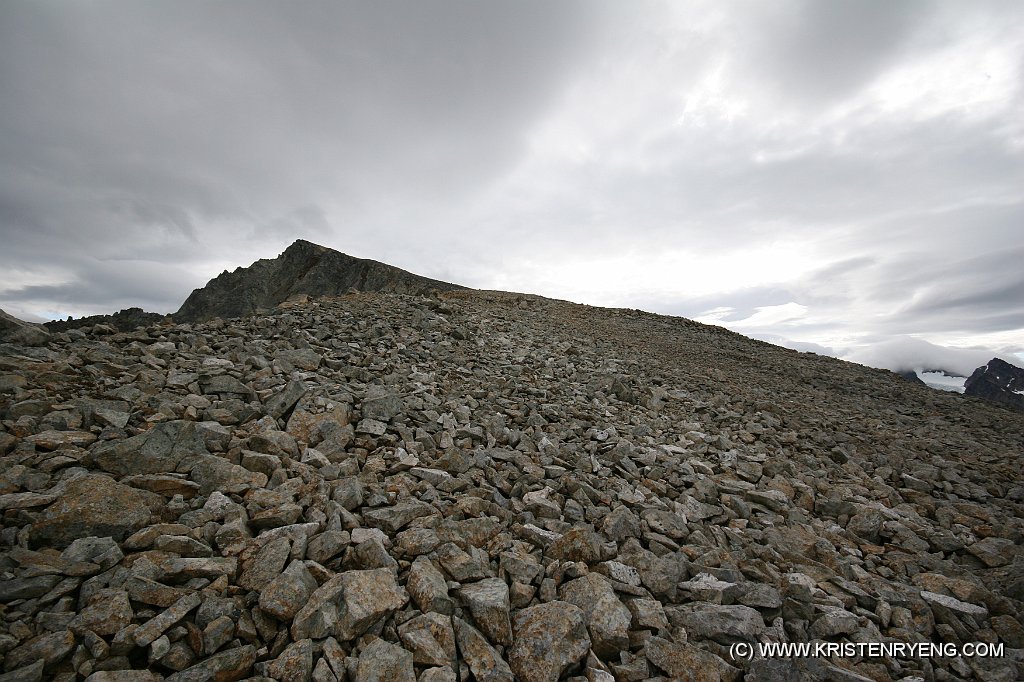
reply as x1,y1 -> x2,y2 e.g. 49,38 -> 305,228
0,0 -> 1021,369
0,0 -> 602,314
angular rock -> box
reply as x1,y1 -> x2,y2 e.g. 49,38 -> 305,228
259,560 -> 318,621
164,644 -> 255,682
398,612 -> 456,667
3,630 -> 75,673
453,617 -> 514,682
32,474 -> 159,548
71,588 -> 134,636
91,421 -> 208,476
559,573 -> 631,658
134,592 -> 202,647
509,601 -> 591,682
458,578 -> 512,646
238,536 -> 291,591
267,638 -> 314,682
408,556 -> 455,615
669,604 -> 765,644
362,500 -> 433,534
644,636 -> 740,681
966,536 -> 1017,568
354,637 -> 415,682
291,568 -> 407,642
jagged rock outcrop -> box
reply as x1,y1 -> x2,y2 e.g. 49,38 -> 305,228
174,239 -> 465,323
44,308 -> 167,334
1,290 -> 1022,680
0,308 -> 49,346
965,358 -> 1024,413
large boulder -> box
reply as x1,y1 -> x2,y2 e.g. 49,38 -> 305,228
91,421 -> 209,477
32,474 -> 161,548
0,308 -> 49,346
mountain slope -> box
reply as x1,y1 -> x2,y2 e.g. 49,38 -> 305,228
174,239 -> 465,322
1,289 -> 1021,680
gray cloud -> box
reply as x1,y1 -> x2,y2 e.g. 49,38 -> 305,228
1,0 -> 1022,371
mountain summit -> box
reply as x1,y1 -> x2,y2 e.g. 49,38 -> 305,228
174,239 -> 465,323
965,357 -> 1024,413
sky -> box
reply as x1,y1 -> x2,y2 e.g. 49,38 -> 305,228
1,0 -> 1022,374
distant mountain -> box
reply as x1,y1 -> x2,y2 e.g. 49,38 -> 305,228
895,369 -> 926,385
0,308 -> 49,346
174,239 -> 466,323
965,358 -> 1024,412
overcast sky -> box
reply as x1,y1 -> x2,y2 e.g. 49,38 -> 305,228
2,0 -> 1022,373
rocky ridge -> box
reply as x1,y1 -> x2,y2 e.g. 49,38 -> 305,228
173,240 -> 465,324
44,309 -> 168,335
0,290 -> 1022,681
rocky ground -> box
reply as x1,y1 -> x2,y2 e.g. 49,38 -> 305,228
0,290 -> 1021,681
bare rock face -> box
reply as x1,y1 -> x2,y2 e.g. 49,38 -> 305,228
173,239 -> 464,323
1,284 -> 1023,681
965,357 -> 1024,412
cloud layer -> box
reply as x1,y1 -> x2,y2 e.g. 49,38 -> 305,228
2,1 -> 1022,370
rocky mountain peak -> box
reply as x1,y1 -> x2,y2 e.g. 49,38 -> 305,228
174,239 -> 465,323
965,357 -> 1024,413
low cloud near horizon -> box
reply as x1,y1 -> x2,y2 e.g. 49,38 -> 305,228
2,1 -> 1022,373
